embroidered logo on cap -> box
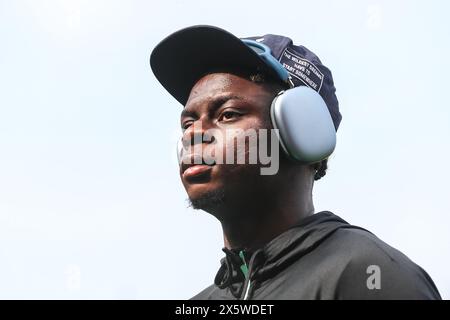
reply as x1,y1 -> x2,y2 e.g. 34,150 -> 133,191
279,48 -> 324,92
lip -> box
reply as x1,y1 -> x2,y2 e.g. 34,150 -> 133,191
182,164 -> 213,179
180,153 -> 215,179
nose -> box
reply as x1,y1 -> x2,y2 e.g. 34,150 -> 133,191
181,120 -> 215,149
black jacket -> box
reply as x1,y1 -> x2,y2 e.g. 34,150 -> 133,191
191,211 -> 441,300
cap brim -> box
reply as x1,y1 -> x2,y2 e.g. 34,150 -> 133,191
150,25 -> 278,106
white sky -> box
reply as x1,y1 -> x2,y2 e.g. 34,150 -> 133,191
0,0 -> 449,299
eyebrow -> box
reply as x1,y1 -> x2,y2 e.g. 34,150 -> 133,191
180,94 -> 244,119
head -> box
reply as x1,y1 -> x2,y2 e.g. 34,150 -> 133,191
151,26 -> 340,222
179,67 -> 328,219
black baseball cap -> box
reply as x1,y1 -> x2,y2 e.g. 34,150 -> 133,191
150,25 -> 342,131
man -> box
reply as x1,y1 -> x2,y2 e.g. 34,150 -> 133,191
150,25 -> 441,300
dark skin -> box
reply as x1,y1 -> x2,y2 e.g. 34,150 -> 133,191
180,72 -> 316,251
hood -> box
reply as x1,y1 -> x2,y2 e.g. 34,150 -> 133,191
214,211 -> 368,299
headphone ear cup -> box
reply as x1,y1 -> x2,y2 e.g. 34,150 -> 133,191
270,86 -> 336,164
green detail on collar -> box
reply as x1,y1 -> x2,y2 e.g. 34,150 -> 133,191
239,250 -> 249,279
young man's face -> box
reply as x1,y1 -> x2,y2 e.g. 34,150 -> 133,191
179,72 -> 277,213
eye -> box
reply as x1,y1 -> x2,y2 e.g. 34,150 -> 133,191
218,110 -> 242,122
181,120 -> 194,130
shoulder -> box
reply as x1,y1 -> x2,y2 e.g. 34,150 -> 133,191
190,284 -> 223,300
323,227 -> 441,299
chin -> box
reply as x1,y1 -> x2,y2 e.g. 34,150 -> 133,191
182,166 -> 223,203
182,164 -> 257,211
187,185 -> 226,211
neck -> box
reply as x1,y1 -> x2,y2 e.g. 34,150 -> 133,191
218,168 -> 315,251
